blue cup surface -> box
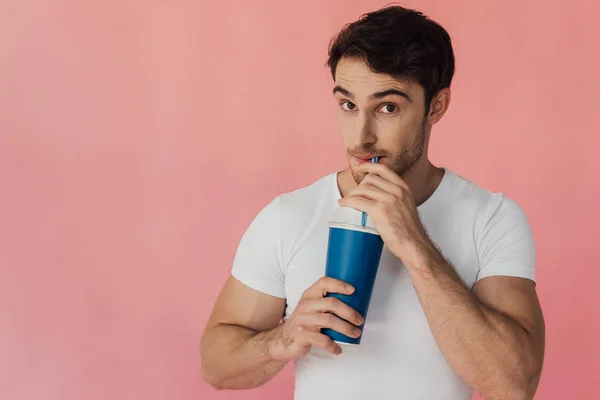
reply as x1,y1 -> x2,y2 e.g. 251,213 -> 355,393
321,223 -> 384,344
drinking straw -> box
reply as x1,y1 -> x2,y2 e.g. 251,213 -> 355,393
361,156 -> 379,226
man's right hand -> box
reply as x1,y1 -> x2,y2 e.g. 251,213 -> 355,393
268,277 -> 364,360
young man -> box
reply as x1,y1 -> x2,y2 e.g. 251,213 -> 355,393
201,6 -> 545,400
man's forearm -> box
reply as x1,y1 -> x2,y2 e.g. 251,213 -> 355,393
403,241 -> 542,400
200,324 -> 287,390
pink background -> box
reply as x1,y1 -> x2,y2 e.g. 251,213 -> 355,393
0,0 -> 598,399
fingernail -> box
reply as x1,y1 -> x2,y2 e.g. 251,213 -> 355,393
354,329 -> 362,337
357,316 -> 364,324
345,284 -> 354,292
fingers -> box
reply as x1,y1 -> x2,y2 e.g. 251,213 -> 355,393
339,170 -> 411,212
342,182 -> 395,203
295,278 -> 363,349
307,312 -> 362,338
296,312 -> 360,338
303,276 -> 355,299
338,195 -> 374,214
305,296 -> 364,326
361,173 -> 405,198
301,329 -> 342,355
355,162 -> 408,188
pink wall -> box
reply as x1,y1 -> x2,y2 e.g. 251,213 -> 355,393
0,0 -> 598,399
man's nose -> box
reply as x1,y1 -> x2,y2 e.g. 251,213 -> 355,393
356,112 -> 377,146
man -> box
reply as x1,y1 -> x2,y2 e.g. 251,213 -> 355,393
201,5 -> 545,400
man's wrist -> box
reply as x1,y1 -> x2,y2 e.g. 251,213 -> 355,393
398,236 -> 444,278
263,324 -> 286,362
400,236 -> 469,289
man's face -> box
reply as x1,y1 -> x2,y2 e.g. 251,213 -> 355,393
333,57 -> 430,184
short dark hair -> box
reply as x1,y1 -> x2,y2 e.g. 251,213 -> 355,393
326,5 -> 455,112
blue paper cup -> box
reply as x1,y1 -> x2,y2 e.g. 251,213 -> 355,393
321,222 -> 384,344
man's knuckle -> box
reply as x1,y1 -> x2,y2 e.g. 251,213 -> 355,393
392,185 -> 403,197
327,297 -> 337,308
325,313 -> 336,325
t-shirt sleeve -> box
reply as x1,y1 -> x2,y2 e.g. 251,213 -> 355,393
475,195 -> 536,283
231,197 -> 286,298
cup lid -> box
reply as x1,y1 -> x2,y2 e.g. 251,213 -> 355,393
329,206 -> 379,234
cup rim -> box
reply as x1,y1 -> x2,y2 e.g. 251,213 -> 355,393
328,222 -> 380,235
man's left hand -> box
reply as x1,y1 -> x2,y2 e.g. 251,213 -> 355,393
338,162 -> 430,261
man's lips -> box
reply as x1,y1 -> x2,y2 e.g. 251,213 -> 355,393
355,156 -> 382,164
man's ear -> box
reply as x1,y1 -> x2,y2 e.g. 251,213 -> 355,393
427,88 -> 451,124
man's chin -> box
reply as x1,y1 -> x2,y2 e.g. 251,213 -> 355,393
351,170 -> 368,185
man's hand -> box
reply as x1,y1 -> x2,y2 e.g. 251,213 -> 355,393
339,163 -> 544,399
338,162 -> 430,261
269,277 -> 364,360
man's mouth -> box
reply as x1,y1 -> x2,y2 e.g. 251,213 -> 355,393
354,155 -> 382,164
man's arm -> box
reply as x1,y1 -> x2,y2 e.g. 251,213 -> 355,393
403,244 -> 545,400
200,276 -> 363,390
202,195 -> 363,390
338,162 -> 545,400
200,276 -> 287,390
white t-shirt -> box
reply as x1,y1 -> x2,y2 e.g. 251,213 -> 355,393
231,168 -> 536,400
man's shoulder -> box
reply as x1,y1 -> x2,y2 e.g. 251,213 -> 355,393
277,172 -> 336,207
445,169 -> 501,205
445,169 -> 530,235
272,172 -> 337,227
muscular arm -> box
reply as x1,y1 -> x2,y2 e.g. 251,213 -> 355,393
200,276 -> 288,390
338,162 -> 545,399
404,243 -> 545,400
201,275 -> 361,390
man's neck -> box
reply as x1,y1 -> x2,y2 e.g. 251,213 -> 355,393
337,160 -> 445,207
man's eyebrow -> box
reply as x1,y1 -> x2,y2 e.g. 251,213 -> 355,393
333,86 -> 411,102
370,89 -> 411,102
333,85 -> 353,98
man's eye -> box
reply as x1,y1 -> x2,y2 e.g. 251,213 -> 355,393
341,101 -> 357,111
379,104 -> 398,114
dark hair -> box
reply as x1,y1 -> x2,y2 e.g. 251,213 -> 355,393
326,5 -> 455,112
